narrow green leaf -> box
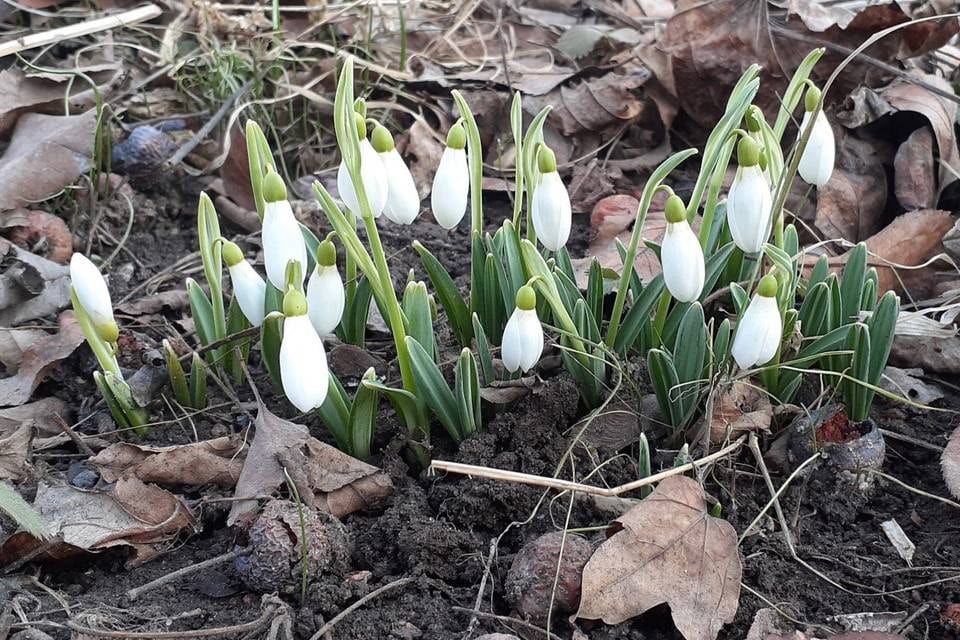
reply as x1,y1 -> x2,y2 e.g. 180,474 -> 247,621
713,318 -> 732,365
730,282 -> 748,316
405,336 -> 462,442
413,240 -> 471,346
840,242 -> 867,325
454,348 -> 482,438
361,377 -> 424,443
586,258 -> 604,329
403,281 -> 436,361
472,313 -> 495,386
647,349 -> 682,429
319,371 -> 352,451
808,254 -> 830,291
798,281 -> 830,338
189,352 -> 208,410
702,242 -> 736,298
613,274 -> 665,354
186,279 -> 216,348
163,340 -> 190,407
0,483 -> 49,540
866,291 -> 898,384
260,311 -> 284,391
349,368 -> 380,460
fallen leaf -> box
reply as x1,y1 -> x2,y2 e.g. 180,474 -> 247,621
0,398 -> 68,481
710,381 -> 773,444
576,475 -> 742,640
91,437 -> 245,487
879,367 -> 944,405
1,210 -> 73,264
0,66 -> 121,135
0,328 -> 49,371
943,426 -> 960,499
813,131 -> 888,243
219,122 -> 256,212
0,110 -> 97,212
894,127 -> 937,210
0,313 -> 84,407
890,333 -> 960,376
228,401 -> 393,525
397,119 -> 443,200
0,238 -> 71,326
861,209 -> 953,296
116,289 -> 189,315
745,608 -> 793,640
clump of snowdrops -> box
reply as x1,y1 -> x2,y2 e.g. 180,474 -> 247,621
70,48 -> 901,463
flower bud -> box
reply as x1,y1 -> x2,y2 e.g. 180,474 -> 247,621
660,195 -> 704,303
431,125 -> 469,229
531,145 -> 571,252
337,134 -> 388,218
730,274 -> 782,369
797,85 -> 835,187
306,241 -> 345,336
280,290 -> 329,412
727,137 -> 773,254
222,240 -> 266,327
70,253 -> 118,342
502,286 -> 544,373
261,170 -> 307,290
373,124 -> 421,225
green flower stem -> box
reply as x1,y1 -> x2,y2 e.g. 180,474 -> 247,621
651,289 -> 671,348
71,289 -> 121,378
520,106 -> 552,244
509,92 -> 524,228
698,135 -> 736,249
197,193 -> 227,345
605,149 -> 697,349
451,91 -> 483,236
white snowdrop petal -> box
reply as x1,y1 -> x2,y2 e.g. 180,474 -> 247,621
431,147 -> 469,229
727,165 -> 772,254
731,295 -> 782,369
70,253 -> 114,328
228,260 -> 267,327
661,221 -> 705,303
517,309 -> 545,373
262,200 -> 307,290
501,310 -> 524,373
337,140 -> 388,217
797,111 -> 835,187
381,149 -> 421,225
306,265 -> 345,336
532,172 -> 571,252
280,315 -> 329,412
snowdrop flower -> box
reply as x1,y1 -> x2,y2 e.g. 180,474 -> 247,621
70,252 -> 118,342
531,145 -> 571,252
431,122 -> 469,229
261,169 -> 307,291
280,289 -> 329,413
660,194 -> 704,303
727,136 -> 772,254
731,275 -> 782,369
222,240 -> 266,327
306,240 -> 345,336
337,113 -> 388,218
501,285 -> 544,374
797,84 -> 835,187
371,124 -> 420,225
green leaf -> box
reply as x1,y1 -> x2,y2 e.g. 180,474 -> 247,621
189,352 -> 208,410
713,318 -> 732,366
186,279 -> 216,348
245,120 -> 269,220
773,48 -> 825,141
225,296 -> 251,383
614,238 -> 643,298
861,277 -> 877,313
341,276 -> 373,347
648,349 -> 682,429
405,336 -> 462,442
702,242 -> 736,298
840,242 -> 867,325
637,432 -> 652,497
673,303 -> 707,384
454,348 -> 482,438
413,240 -> 472,346
613,274 -> 665,354
472,313 -> 495,386
163,340 -> 190,407
798,281 -> 830,338
349,368 -> 380,460
808,254 -> 829,291
260,311 -> 284,391
586,258 -> 604,329
0,483 -> 48,540
361,377 -> 424,443
403,281 -> 435,361
730,282 -> 748,316
482,253 -> 504,342
319,371 -> 351,451
300,223 -> 321,275
500,219 -> 527,296
554,247 -> 576,284
866,291 -> 898,384
843,323 -> 872,422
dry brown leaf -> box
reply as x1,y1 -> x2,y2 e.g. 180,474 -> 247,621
861,209 -> 953,296
0,398 -> 68,481
890,334 -> 960,376
814,131 -> 888,243
0,313 -> 84,407
526,70 -> 651,137
0,66 -> 121,135
219,122 -> 257,212
91,437 -> 245,487
116,289 -> 189,316
0,238 -> 71,326
1,210 -> 73,264
943,426 -> 960,500
0,111 -> 97,212
575,475 -> 742,640
894,127 -> 937,210
398,119 -> 443,200
710,381 -> 773,444
228,402 -> 393,525
879,367 -> 944,405
0,328 -> 49,371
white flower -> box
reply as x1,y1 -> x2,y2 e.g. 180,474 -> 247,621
431,124 -> 469,229
501,286 -> 544,373
727,137 -> 772,254
261,172 -> 307,291
70,252 -> 117,342
280,291 -> 329,413
371,125 -> 421,225
797,110 -> 835,187
731,275 -> 782,369
660,195 -> 704,303
337,138 -> 388,218
532,175 -> 571,252
306,265 -> 344,336
222,241 -> 266,327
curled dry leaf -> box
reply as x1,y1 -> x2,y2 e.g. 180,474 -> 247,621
91,437 -> 245,487
0,238 -> 71,326
894,127 -> 936,210
890,334 -> 960,376
228,402 -> 393,526
116,289 -> 189,315
813,131 -> 887,243
0,397 -> 68,481
218,122 -> 256,212
0,66 -> 121,135
943,426 -> 960,500
710,381 -> 773,444
1,210 -> 73,264
0,110 -> 97,212
879,367 -> 944,406
575,475 -> 742,640
0,478 -> 197,567
0,313 -> 84,407
526,69 -> 651,136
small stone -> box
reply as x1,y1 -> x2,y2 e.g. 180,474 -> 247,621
504,531 -> 593,625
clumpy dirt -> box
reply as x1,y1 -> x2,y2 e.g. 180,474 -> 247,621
6,181 -> 960,640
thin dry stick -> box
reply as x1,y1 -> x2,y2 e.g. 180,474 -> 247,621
125,549 -> 243,601
462,539 -> 498,640
870,469 -> 960,510
308,577 -> 414,640
738,451 -> 820,545
0,5 -> 162,57
450,606 -> 564,640
164,78 -> 253,170
64,602 -> 277,639
430,436 -> 745,497
54,414 -> 95,457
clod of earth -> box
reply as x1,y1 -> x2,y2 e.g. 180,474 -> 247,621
234,499 -> 351,594
943,426 -> 960,499
788,405 -> 886,477
504,531 -> 593,625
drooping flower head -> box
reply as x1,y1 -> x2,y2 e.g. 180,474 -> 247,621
730,274 -> 782,369
431,122 -> 469,230
727,135 -> 773,254
279,288 -> 329,413
222,240 -> 266,327
797,84 -> 835,188
261,169 -> 307,291
306,239 -> 345,336
502,285 -> 544,374
337,112 -> 388,217
531,145 -> 571,252
660,194 -> 704,303
70,252 -> 118,342
371,124 -> 421,225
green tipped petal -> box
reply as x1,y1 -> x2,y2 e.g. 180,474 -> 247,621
516,285 -> 537,311
283,288 -> 308,317
446,122 -> 466,150
758,274 -> 778,298
664,194 -> 686,223
371,124 -> 395,152
262,169 -> 287,203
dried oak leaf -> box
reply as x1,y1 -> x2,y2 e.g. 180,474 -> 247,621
218,122 -> 257,212
0,66 -> 121,135
813,130 -> 888,243
91,436 -> 245,487
894,127 -> 936,210
0,397 -> 68,481
575,475 -> 742,640
943,426 -> 960,500
0,313 -> 84,407
710,381 -> 772,444
228,402 -> 393,526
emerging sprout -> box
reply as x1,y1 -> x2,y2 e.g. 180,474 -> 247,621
797,84 -> 835,187
262,169 -> 307,290
660,194 -> 704,303
306,239 -> 345,336
531,145 -> 571,252
222,240 -> 266,327
69,253 -> 118,343
337,113 -> 388,218
372,124 -> 421,225
501,285 -> 544,374
727,136 -> 773,254
430,122 -> 469,229
279,288 -> 329,413
731,274 -> 782,369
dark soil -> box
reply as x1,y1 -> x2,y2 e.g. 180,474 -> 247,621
5,181 -> 960,640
